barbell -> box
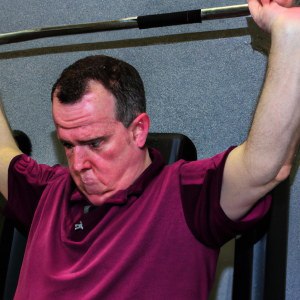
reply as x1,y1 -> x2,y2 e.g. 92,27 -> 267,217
0,4 -> 250,45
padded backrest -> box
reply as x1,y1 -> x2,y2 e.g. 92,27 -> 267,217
146,133 -> 197,164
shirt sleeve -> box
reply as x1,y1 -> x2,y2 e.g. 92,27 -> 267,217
180,147 -> 272,249
1,154 -> 67,236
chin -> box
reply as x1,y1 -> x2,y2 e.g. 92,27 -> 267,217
77,182 -> 114,206
81,190 -> 110,206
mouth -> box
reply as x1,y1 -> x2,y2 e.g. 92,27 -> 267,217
81,177 -> 96,185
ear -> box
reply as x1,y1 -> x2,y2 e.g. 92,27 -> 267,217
130,113 -> 150,148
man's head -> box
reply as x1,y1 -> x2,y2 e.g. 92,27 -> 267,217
52,55 -> 151,206
51,55 -> 146,128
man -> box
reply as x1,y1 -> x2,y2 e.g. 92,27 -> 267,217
0,0 -> 299,298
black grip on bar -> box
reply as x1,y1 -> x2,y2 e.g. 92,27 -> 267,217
137,9 -> 201,29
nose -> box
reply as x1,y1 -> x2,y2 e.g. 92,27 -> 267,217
72,146 -> 92,172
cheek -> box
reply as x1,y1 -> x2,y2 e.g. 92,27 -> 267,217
91,150 -> 131,179
100,139 -> 130,162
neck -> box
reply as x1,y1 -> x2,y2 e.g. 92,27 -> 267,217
132,147 -> 152,184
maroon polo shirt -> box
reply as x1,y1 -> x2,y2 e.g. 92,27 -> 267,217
2,147 -> 271,300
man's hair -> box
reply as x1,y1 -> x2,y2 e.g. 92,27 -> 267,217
294,0 -> 300,6
51,55 -> 146,128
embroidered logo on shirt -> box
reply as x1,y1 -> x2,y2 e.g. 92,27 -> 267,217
75,221 -> 84,230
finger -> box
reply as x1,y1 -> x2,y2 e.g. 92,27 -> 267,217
273,0 -> 294,7
261,0 -> 270,5
248,0 -> 263,15
248,0 -> 271,31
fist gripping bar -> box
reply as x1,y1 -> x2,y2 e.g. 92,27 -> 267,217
0,4 -> 250,45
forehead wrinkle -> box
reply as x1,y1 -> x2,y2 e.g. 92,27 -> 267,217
57,120 -> 118,143
73,121 -> 116,135
55,103 -> 115,129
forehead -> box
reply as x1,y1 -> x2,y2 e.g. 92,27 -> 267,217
52,80 -> 117,131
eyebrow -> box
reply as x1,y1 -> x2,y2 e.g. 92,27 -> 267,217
59,136 -> 105,145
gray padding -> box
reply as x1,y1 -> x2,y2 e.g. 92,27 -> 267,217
0,0 -> 298,299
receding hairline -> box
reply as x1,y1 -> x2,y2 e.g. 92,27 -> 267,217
52,78 -> 106,102
52,79 -> 120,121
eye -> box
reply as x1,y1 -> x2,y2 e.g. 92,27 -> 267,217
90,141 -> 101,148
62,142 -> 74,149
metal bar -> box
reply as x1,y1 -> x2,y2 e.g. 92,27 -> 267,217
0,17 -> 138,45
201,4 -> 250,21
0,4 -> 250,46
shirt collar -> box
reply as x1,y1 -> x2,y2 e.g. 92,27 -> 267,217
70,147 -> 165,205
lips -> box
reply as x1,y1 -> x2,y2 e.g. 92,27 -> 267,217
81,177 -> 96,185
80,179 -> 101,195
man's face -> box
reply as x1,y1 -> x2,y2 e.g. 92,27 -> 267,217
52,80 -> 142,206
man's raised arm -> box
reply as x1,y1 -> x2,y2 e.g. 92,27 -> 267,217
220,0 -> 300,220
0,96 -> 22,200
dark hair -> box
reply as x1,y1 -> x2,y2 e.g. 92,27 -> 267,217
51,55 -> 146,128
294,0 -> 300,6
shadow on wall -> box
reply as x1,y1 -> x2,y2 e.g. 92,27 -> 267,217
51,130 -> 68,167
207,239 -> 235,300
0,18 -> 269,60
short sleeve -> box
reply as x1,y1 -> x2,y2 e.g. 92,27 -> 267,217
180,147 -> 271,249
1,154 -> 67,236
